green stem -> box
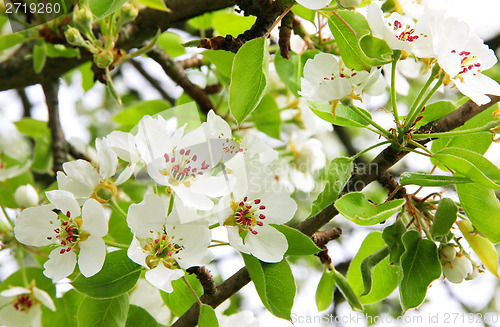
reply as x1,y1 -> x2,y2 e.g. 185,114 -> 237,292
0,205 -> 14,228
105,240 -> 129,249
411,120 -> 500,139
391,51 -> 402,132
167,194 -> 174,216
209,223 -> 220,230
348,104 -> 391,138
17,249 -> 29,287
208,243 -> 230,248
403,65 -> 441,132
109,199 -> 127,219
350,140 -> 392,160
182,275 -> 202,305
407,73 -> 444,130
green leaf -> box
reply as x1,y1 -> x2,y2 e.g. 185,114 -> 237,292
45,43 -> 80,58
274,50 -> 318,97
113,100 -> 172,131
328,10 -> 392,71
107,204 -> 133,245
308,101 -> 371,128
0,161 -> 34,207
457,183 -> 500,243
80,62 -> 96,92
292,4 -> 315,24
0,267 -> 56,298
414,101 -> 456,128
250,93 -> 281,139
229,37 -> 269,123
316,268 -> 335,311
160,273 -> 203,317
33,40 -> 47,74
360,246 -> 390,296
400,231 -> 441,312
42,289 -> 83,327
242,254 -> 295,320
433,147 -> 500,190
431,198 -> 458,240
89,0 -> 129,19
157,32 -> 186,58
14,118 -> 50,138
272,224 -> 321,255
331,268 -> 363,311
335,192 -> 405,226
399,172 -> 472,187
211,12 -> 256,36
203,49 -> 235,86
431,103 -> 498,155
382,220 -> 406,265
458,220 -> 499,278
72,250 -> 142,299
137,0 -> 169,11
348,232 -> 400,304
125,305 -> 160,327
78,294 -> 129,327
0,32 -> 25,52
309,157 -> 353,217
199,304 -> 219,327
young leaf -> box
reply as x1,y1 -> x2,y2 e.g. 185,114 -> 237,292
431,198 -> 458,240
433,147 -> 500,190
125,305 -> 160,327
458,220 -> 499,278
331,268 -> 363,311
308,101 -> 371,128
274,50 -> 318,97
400,231 -> 441,313
137,0 -> 170,12
199,304 -> 219,327
348,232 -> 400,304
242,254 -> 296,320
33,40 -> 47,74
399,172 -> 472,187
160,273 -> 203,317
309,157 -> 353,218
251,94 -> 281,139
382,220 -> 406,265
457,183 -> 500,243
0,32 -> 25,52
42,289 -> 84,327
271,224 -> 321,255
211,12 -> 256,36
335,192 -> 405,226
316,268 -> 335,311
414,101 -> 456,128
113,100 -> 172,131
77,294 -> 129,327
72,250 -> 142,299
89,0 -> 129,19
360,246 -> 390,296
229,38 -> 269,123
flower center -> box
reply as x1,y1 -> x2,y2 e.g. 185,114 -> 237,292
47,211 -> 85,254
144,231 -> 183,269
13,294 -> 34,312
391,20 -> 419,42
160,148 -> 210,186
225,197 -> 266,235
451,49 -> 481,76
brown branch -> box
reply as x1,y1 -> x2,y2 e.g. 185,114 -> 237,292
16,88 -> 32,118
41,80 -> 67,174
148,46 -> 213,115
278,11 -> 293,59
173,95 -> 500,327
0,0 -> 236,91
186,266 -> 217,295
177,57 -> 204,70
129,59 -> 176,105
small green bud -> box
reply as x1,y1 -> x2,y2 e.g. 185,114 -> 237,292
439,244 -> 457,262
64,26 -> 86,47
337,0 -> 361,9
119,4 -> 139,25
94,49 -> 114,68
73,5 -> 93,35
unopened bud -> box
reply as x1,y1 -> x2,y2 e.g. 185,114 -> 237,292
442,253 -> 473,284
14,184 -> 38,208
64,26 -> 86,47
73,5 -> 93,35
94,49 -> 114,68
439,244 -> 457,262
119,4 -> 139,24
337,0 -> 361,9
465,266 -> 480,281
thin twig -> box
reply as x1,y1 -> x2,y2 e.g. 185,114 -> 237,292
129,59 -> 176,105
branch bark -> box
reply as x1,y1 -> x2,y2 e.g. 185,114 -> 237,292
0,0 -> 235,91
172,95 -> 500,326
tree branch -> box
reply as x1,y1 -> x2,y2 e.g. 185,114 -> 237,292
148,46 -> 214,115
0,0 -> 235,91
129,59 -> 176,105
16,88 -> 33,118
41,80 -> 67,174
173,95 -> 500,326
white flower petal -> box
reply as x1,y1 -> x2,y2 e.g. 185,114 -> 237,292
127,237 -> 148,267
173,185 -> 214,210
226,226 -> 249,254
81,198 -> 108,237
296,0 -> 330,10
257,192 -> 297,225
136,116 -> 175,164
246,225 -> 288,263
0,286 -> 30,297
0,302 -> 41,327
78,235 -> 106,277
105,131 -> 140,163
145,265 -> 184,293
115,163 -> 136,185
58,160 -> 100,198
32,286 -> 56,311
43,249 -> 77,281
189,175 -> 234,198
127,194 -> 165,239
14,204 -> 57,247
46,190 -> 81,219
96,138 -> 118,180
